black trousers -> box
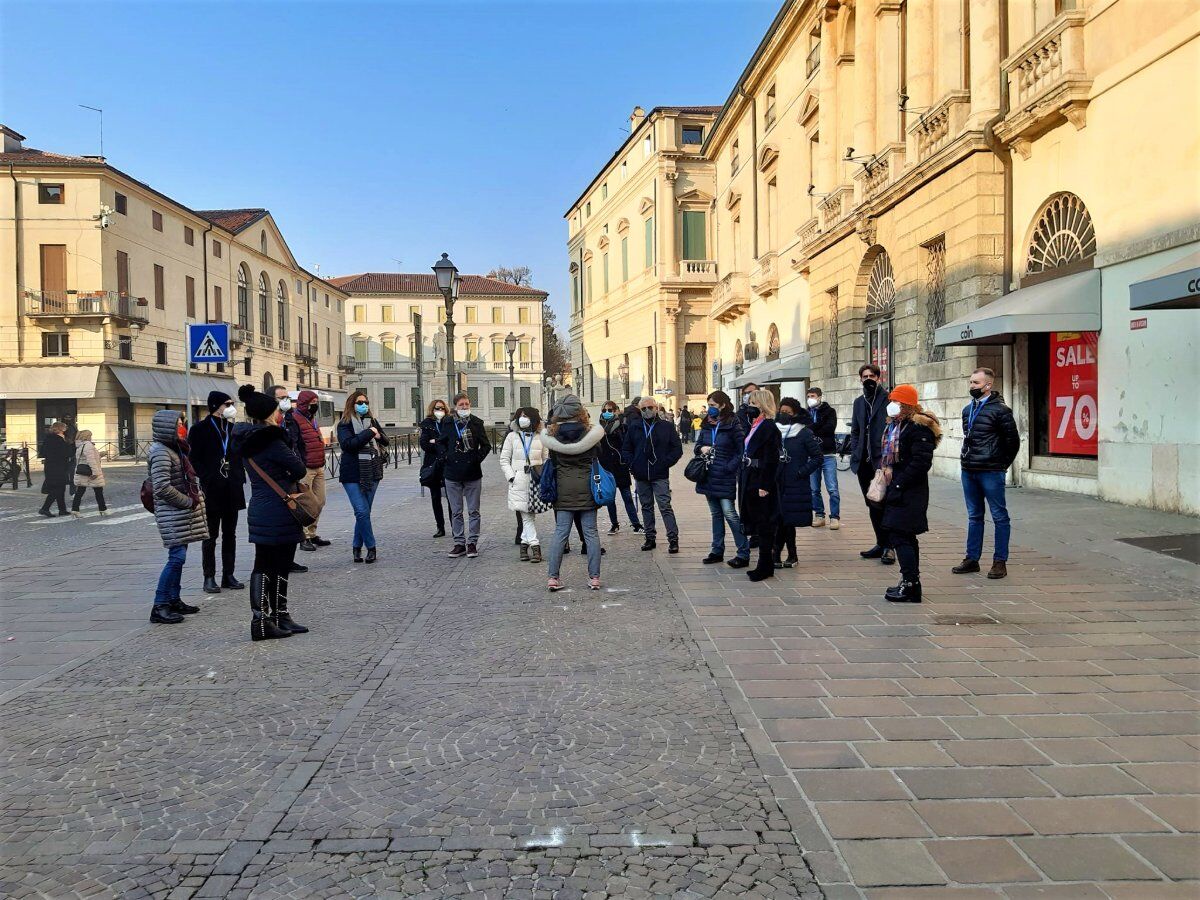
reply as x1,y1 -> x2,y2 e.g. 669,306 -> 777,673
253,542 -> 297,576
775,525 -> 797,560
203,505 -> 240,579
857,460 -> 888,547
71,485 -> 107,512
753,523 -> 777,577
430,480 -> 447,531
39,485 -> 67,514
888,529 -> 920,582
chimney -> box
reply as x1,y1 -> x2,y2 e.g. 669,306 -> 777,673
2,125 -> 26,153
629,106 -> 646,132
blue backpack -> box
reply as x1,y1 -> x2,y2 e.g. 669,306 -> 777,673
590,460 -> 617,507
538,456 -> 558,504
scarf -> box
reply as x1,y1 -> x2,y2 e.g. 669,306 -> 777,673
351,415 -> 377,462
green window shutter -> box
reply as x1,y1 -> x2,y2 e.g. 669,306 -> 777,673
493,385 -> 505,407
644,217 -> 654,268
621,237 -> 629,281
682,211 -> 706,260
586,266 -> 592,303
603,253 -> 609,293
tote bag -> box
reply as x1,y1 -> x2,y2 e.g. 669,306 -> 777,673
589,460 -> 617,507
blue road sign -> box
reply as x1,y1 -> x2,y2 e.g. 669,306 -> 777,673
188,323 -> 230,364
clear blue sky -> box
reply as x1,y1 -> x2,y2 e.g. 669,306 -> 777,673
2,0 -> 779,322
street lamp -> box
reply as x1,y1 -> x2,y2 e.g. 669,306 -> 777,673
432,253 -> 459,399
505,331 -> 518,410
617,360 -> 630,399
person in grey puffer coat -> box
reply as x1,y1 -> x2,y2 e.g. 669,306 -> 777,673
148,409 -> 209,624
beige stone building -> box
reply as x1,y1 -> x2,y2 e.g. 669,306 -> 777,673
566,106 -> 720,414
329,273 -> 547,428
704,0 -> 1198,512
0,126 -> 351,452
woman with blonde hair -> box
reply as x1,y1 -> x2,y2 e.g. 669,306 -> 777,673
70,429 -> 107,516
419,397 -> 451,537
879,384 -> 942,603
540,394 -> 605,592
737,389 -> 783,582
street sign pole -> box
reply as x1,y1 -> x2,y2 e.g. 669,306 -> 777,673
184,324 -> 192,425
185,322 -> 231,425
413,313 -> 424,426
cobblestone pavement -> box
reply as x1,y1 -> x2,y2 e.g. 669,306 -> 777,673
0,468 -> 820,899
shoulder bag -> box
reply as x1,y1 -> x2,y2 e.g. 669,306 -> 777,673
590,459 -> 617,507
246,457 -> 320,527
683,454 -> 710,484
522,437 -> 552,515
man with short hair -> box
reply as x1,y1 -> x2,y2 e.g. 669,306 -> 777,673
954,367 -> 1020,579
737,383 -> 760,431
438,392 -> 492,558
621,396 -> 684,553
805,387 -> 840,529
849,364 -> 894,565
679,405 -> 693,444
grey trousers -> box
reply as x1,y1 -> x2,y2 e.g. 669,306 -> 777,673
445,478 -> 482,545
635,478 -> 678,542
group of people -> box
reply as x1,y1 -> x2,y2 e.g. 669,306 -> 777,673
37,420 -> 109,518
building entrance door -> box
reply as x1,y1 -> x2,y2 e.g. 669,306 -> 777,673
117,397 -> 136,456
866,319 -> 893,387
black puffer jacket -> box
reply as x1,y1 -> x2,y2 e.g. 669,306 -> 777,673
238,423 -> 306,545
806,402 -> 838,454
960,392 -> 1020,472
777,425 -> 824,527
882,412 -> 942,536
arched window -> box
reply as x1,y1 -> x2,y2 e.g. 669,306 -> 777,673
237,264 -> 251,330
1025,192 -> 1096,275
258,273 -> 271,336
862,249 -> 895,385
276,280 -> 288,342
766,324 -> 781,361
262,372 -> 274,393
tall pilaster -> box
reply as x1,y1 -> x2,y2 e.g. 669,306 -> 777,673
968,0 -> 1001,128
817,6 -> 840,188
875,1 -> 903,146
906,0 -> 933,111
854,0 -> 878,157
659,169 -> 677,279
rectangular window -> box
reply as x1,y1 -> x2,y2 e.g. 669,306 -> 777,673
325,293 -> 330,308
519,341 -> 531,363
353,305 -> 364,323
493,385 -> 505,407
118,335 -> 133,360
588,364 -> 595,401
492,306 -> 503,324
185,275 -> 196,318
38,183 -> 64,204
437,307 -> 446,323
244,357 -> 252,376
465,306 -> 477,324
601,182 -> 608,200
381,305 -> 393,323
117,250 -> 130,298
682,210 -> 706,260
353,339 -> 367,362
39,244 -> 67,294
520,386 -> 531,405
571,277 -> 580,311
383,387 -> 396,409
282,364 -> 289,382
465,340 -> 479,362
153,264 -> 165,310
644,217 -> 655,268
765,86 -> 776,128
184,226 -> 194,246
467,386 -> 479,408
585,201 -> 591,217
681,125 -> 703,145
643,133 -> 653,158
620,160 -> 627,180
156,341 -> 167,365
585,266 -> 593,304
492,339 -> 504,362
214,285 -> 223,321
684,342 -> 707,395
518,306 -> 530,324
41,333 -> 69,357
602,252 -> 609,293
115,192 -> 127,214
152,210 -> 163,232
410,386 -> 421,413
410,305 -> 420,322
621,236 -> 629,281
731,139 -> 740,174
212,239 -> 222,258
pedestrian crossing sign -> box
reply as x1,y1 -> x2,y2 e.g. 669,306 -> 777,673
188,323 -> 230,363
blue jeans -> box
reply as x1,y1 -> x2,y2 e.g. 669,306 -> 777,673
962,470 -> 1011,562
706,496 -> 750,559
605,484 -> 642,529
546,509 -> 601,579
153,545 -> 187,607
810,454 -> 841,518
343,481 -> 379,550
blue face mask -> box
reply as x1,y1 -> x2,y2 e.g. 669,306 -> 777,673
354,402 -> 369,415
707,405 -> 720,419
600,411 -> 614,420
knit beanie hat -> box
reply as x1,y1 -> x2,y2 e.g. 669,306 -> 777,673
889,384 -> 920,408
550,393 -> 583,422
207,390 -> 232,413
238,383 -> 278,422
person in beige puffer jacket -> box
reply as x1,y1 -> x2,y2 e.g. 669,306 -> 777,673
70,430 -> 107,516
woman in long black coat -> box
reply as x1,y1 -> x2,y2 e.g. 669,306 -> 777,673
38,423 -> 72,516
597,400 -> 642,534
419,398 -> 450,537
880,384 -> 943,604
774,397 -> 825,568
737,389 -> 783,582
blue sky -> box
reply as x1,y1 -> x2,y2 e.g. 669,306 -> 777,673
2,0 -> 779,322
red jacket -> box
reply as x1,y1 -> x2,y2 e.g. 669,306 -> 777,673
293,390 -> 326,469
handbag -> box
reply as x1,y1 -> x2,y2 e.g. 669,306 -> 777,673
590,459 -> 617,506
521,438 -> 552,515
246,457 -> 321,527
418,457 -> 443,487
683,455 -> 710,485
75,463 -> 93,477
140,477 -> 155,512
865,466 -> 892,505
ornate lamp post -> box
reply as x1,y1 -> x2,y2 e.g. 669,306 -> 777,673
504,331 -> 518,410
617,360 -> 630,399
431,253 -> 460,399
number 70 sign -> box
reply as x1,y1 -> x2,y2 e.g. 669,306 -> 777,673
1049,332 -> 1098,457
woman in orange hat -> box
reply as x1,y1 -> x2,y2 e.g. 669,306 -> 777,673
878,384 -> 941,603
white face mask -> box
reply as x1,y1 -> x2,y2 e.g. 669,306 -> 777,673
457,408 -> 471,419
806,397 -> 819,408
518,416 -> 531,430
433,409 -> 446,420
277,398 -> 291,412
886,401 -> 902,418
221,405 -> 238,421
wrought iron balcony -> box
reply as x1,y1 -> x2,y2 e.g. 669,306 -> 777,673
24,289 -> 149,323
338,354 -> 358,373
295,342 -> 317,364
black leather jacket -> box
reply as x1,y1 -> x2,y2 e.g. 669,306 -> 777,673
960,392 -> 1020,472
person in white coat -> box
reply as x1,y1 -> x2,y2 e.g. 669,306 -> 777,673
498,407 -> 547,563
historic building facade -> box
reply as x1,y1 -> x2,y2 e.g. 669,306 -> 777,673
329,273 -> 547,428
0,126 -> 350,451
566,106 -> 720,414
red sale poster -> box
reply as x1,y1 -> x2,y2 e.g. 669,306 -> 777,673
1048,331 -> 1099,457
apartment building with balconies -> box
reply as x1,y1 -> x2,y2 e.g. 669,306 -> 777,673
565,106 -> 720,414
0,126 -> 350,451
329,273 -> 547,428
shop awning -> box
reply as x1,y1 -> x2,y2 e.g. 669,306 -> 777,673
1129,250 -> 1200,310
108,365 -> 238,405
0,365 -> 101,400
935,269 -> 1101,347
730,351 -> 811,388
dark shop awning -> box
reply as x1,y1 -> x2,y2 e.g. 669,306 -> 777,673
935,269 -> 1101,347
1129,250 -> 1200,310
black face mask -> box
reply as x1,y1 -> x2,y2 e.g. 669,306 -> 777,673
746,406 -> 761,420
862,380 -> 878,397
969,387 -> 986,400
776,412 -> 795,425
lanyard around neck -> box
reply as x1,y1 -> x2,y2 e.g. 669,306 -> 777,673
966,396 -> 991,434
643,420 -> 655,440
210,416 -> 230,457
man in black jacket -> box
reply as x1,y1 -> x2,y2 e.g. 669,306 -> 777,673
953,367 -> 1020,580
805,387 -> 841,529
621,396 -> 684,553
438,392 -> 492,559
736,383 -> 760,431
849,364 -> 894,564
188,391 -> 247,592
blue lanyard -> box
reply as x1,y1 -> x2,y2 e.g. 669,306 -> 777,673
210,416 -> 230,457
710,422 -> 720,446
454,420 -> 469,442
966,396 -> 990,435
643,421 -> 655,441
520,432 -> 533,458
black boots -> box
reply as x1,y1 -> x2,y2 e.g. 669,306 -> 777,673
860,545 -> 886,559
885,579 -> 923,603
222,574 -> 245,590
150,605 -> 184,624
365,547 -> 377,564
640,539 -> 656,551
354,547 -> 364,563
203,576 -> 221,594
250,572 -> 291,641
273,573 -> 308,634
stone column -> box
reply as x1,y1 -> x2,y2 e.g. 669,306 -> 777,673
875,1 -> 903,146
968,0 -> 1001,128
906,0 -> 933,110
663,302 -> 681,396
659,170 -> 677,279
936,0 -> 962,98
854,0 -> 878,157
817,7 -> 839,188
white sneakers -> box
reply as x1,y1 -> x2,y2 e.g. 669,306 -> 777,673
813,516 -> 826,528
813,515 -> 840,530
830,517 -> 840,530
